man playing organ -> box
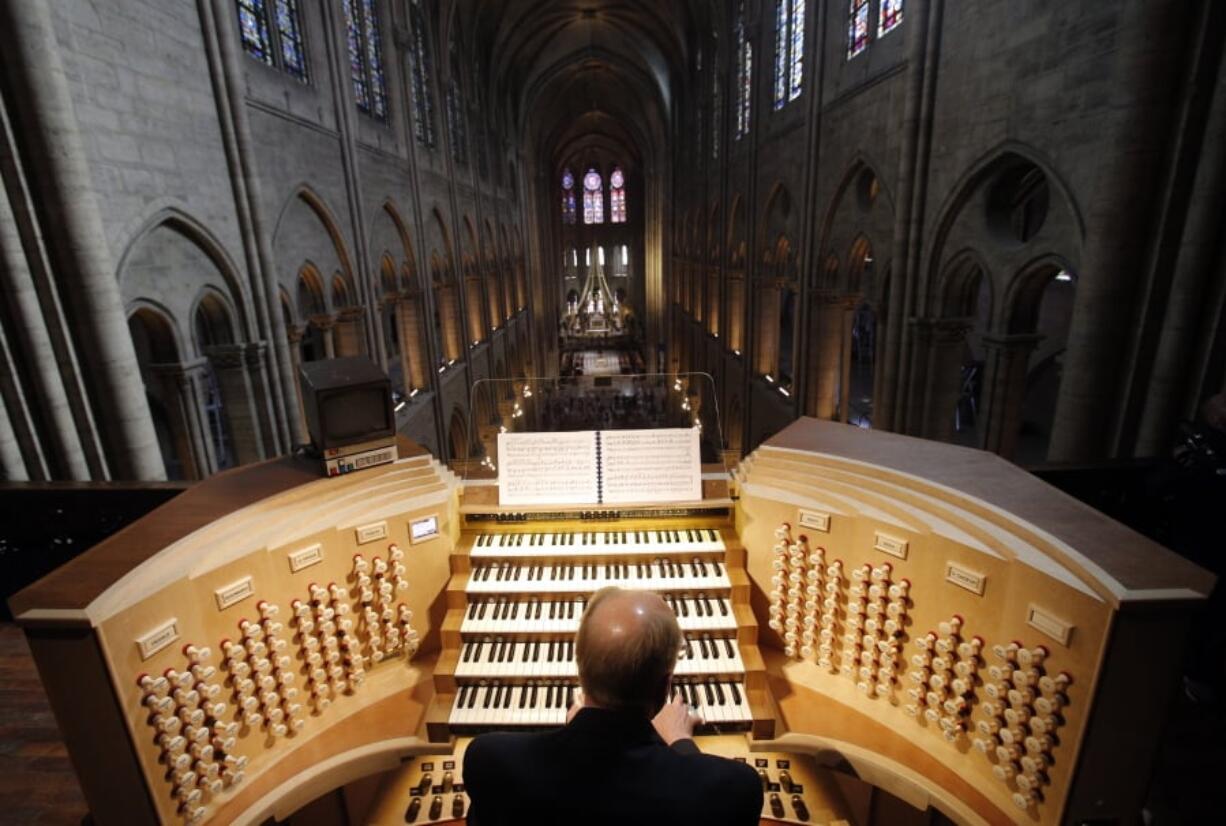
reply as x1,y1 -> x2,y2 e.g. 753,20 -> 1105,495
463,586 -> 763,825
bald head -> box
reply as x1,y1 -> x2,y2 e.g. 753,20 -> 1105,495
576,587 -> 682,718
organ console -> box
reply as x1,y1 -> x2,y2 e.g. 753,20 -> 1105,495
10,419 -> 1213,825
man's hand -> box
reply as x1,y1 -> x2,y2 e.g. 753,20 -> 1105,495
565,688 -> 585,723
652,694 -> 702,745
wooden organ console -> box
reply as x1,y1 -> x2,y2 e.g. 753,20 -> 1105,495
10,420 -> 1213,826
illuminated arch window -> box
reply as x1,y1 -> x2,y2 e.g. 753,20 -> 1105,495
848,0 -> 870,59
880,0 -> 904,37
774,1 -> 805,109
236,0 -> 308,81
341,0 -> 388,119
583,169 -> 604,225
735,3 -> 753,140
561,169 -> 577,225
610,167 -> 627,223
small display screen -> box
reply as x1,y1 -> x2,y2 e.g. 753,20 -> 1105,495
322,387 -> 390,442
411,515 -> 439,543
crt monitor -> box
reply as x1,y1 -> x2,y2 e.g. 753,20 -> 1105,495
299,357 -> 394,452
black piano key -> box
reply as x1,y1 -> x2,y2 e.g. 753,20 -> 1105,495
566,685 -> 575,708
467,601 -> 478,620
718,598 -> 729,616
730,682 -> 742,704
519,685 -> 529,708
529,683 -> 538,705
724,638 -> 735,658
700,637 -> 712,659
685,638 -> 695,659
482,685 -> 494,708
704,683 -> 716,705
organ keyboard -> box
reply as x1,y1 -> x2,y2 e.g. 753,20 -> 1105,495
9,421 -> 1214,826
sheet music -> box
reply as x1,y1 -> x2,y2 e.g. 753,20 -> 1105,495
600,428 -> 702,504
497,431 -> 599,505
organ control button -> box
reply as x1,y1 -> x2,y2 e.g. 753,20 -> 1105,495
404,796 -> 421,822
1012,791 -> 1036,810
428,795 -> 444,820
768,793 -> 786,818
790,794 -> 809,821
452,794 -> 465,818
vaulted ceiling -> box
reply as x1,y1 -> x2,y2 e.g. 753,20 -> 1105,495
453,0 -> 708,172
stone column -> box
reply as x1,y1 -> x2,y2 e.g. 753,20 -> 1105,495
911,318 -> 973,442
838,296 -> 861,423
439,284 -> 462,361
0,388 -> 28,480
286,326 -> 308,443
204,344 -> 266,465
754,286 -> 780,377
243,341 -> 279,456
466,276 -> 485,346
811,293 -> 845,420
397,292 -> 428,390
979,333 -> 1043,460
314,317 -> 337,360
334,308 -> 366,358
1048,0 -> 1193,460
152,361 -> 214,480
1,0 -> 163,479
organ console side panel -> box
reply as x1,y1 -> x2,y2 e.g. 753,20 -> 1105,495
11,440 -> 461,826
737,420 -> 1213,826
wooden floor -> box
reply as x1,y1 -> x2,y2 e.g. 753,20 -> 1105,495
0,624 -> 88,825
0,620 -> 1219,825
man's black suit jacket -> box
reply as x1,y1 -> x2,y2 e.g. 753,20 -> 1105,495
463,707 -> 763,825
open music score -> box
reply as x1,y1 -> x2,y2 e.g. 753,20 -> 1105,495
496,428 -> 701,506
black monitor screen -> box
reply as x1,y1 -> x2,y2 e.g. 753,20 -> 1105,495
321,388 -> 390,442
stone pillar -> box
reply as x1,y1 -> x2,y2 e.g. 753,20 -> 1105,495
334,309 -> 366,358
754,286 -> 780,377
1047,0 -> 1193,461
243,341 -> 279,456
0,390 -> 28,481
466,277 -> 485,346
439,284 -> 462,361
912,318 -> 972,442
152,362 -> 214,480
979,333 -> 1043,460
397,293 -> 428,390
1,0 -> 163,479
838,297 -> 860,423
286,326 -> 308,443
812,293 -> 845,420
204,344 -> 266,465
315,318 -> 337,360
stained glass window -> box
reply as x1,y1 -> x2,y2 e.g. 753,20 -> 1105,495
583,169 -> 604,225
712,65 -> 722,160
447,75 -> 466,165
238,0 -> 308,82
275,1 -> 307,80
238,0 -> 274,65
773,2 -> 788,108
561,169 -> 577,225
848,0 -> 870,59
408,4 -> 435,146
362,0 -> 388,118
789,0 -> 805,101
342,0 -> 388,119
610,167 -> 627,223
879,0 -> 903,36
735,4 -> 752,140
